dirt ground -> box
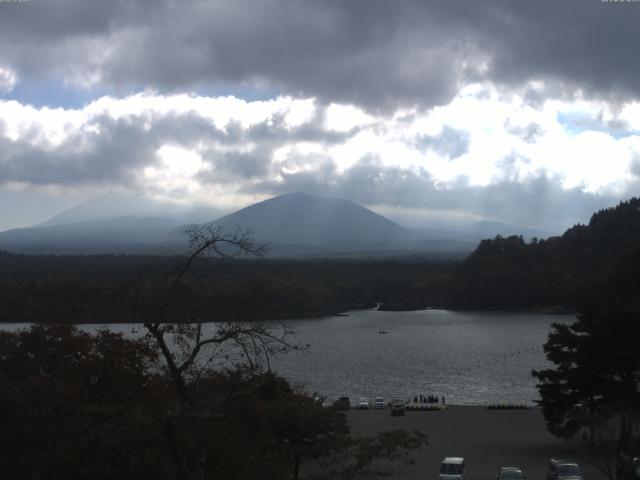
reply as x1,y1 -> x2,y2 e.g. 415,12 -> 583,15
346,406 -> 605,480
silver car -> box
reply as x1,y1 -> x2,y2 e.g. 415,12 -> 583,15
547,459 -> 583,480
439,457 -> 465,480
498,467 -> 526,480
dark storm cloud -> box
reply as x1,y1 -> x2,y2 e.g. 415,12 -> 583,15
0,0 -> 153,83
474,1 -> 640,104
415,126 -> 471,159
98,0 -> 462,110
0,115 -> 159,185
3,0 -> 639,110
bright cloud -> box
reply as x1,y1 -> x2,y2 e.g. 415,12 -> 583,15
1,87 -> 640,230
324,103 -> 375,132
143,144 -> 206,196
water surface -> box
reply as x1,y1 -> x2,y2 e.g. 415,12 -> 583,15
270,309 -> 572,405
1,309 -> 572,405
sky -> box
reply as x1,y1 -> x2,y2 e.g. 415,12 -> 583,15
1,0 -> 640,232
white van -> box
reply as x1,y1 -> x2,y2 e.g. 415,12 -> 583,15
439,457 -> 465,480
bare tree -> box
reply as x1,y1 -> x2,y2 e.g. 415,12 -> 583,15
307,430 -> 429,480
578,435 -> 619,480
116,224 -> 299,480
576,412 -> 640,480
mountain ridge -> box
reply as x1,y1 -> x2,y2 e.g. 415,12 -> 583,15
0,192 -> 533,256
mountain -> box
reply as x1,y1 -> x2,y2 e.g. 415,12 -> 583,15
0,192 -> 231,254
204,192 -> 412,251
0,191 -> 546,256
37,193 -> 186,227
0,216 -> 185,254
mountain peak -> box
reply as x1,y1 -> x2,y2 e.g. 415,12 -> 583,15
278,191 -> 312,199
212,192 -> 407,250
253,191 -> 354,206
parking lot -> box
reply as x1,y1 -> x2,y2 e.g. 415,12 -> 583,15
347,406 -> 606,480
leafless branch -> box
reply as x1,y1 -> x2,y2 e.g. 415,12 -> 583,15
111,223 -> 301,410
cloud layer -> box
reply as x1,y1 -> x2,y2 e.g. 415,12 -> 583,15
2,1 -> 640,110
1,86 -> 639,231
1,1 -> 640,231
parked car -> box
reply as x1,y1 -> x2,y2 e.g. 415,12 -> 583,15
356,397 -> 369,409
373,397 -> 386,409
390,398 -> 405,416
498,467 -> 526,480
321,398 -> 333,408
334,396 -> 350,410
547,459 -> 583,480
439,457 -> 465,480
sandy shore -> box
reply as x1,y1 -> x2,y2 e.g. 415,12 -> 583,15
347,406 -> 605,480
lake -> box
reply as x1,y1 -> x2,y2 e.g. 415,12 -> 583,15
0,309 -> 573,405
269,309 -> 573,405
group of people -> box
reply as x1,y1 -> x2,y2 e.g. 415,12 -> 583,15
412,394 -> 445,405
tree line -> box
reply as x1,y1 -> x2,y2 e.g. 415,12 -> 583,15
0,249 -> 454,323
449,198 -> 640,310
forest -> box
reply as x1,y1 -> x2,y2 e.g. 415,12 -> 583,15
0,252 -> 453,323
448,197 -> 640,310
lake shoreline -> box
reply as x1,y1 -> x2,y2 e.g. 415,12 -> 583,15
0,302 -> 575,324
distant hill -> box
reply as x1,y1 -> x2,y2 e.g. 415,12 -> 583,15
38,193 -> 224,228
0,194 -> 223,254
407,219 -> 550,252
466,220 -> 550,241
448,197 -> 640,309
0,216 -> 183,253
38,193 -> 181,227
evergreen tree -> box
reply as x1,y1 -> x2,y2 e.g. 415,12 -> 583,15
533,301 -> 640,446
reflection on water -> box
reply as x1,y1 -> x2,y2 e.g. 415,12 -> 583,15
270,309 -> 573,405
0,309 -> 573,405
